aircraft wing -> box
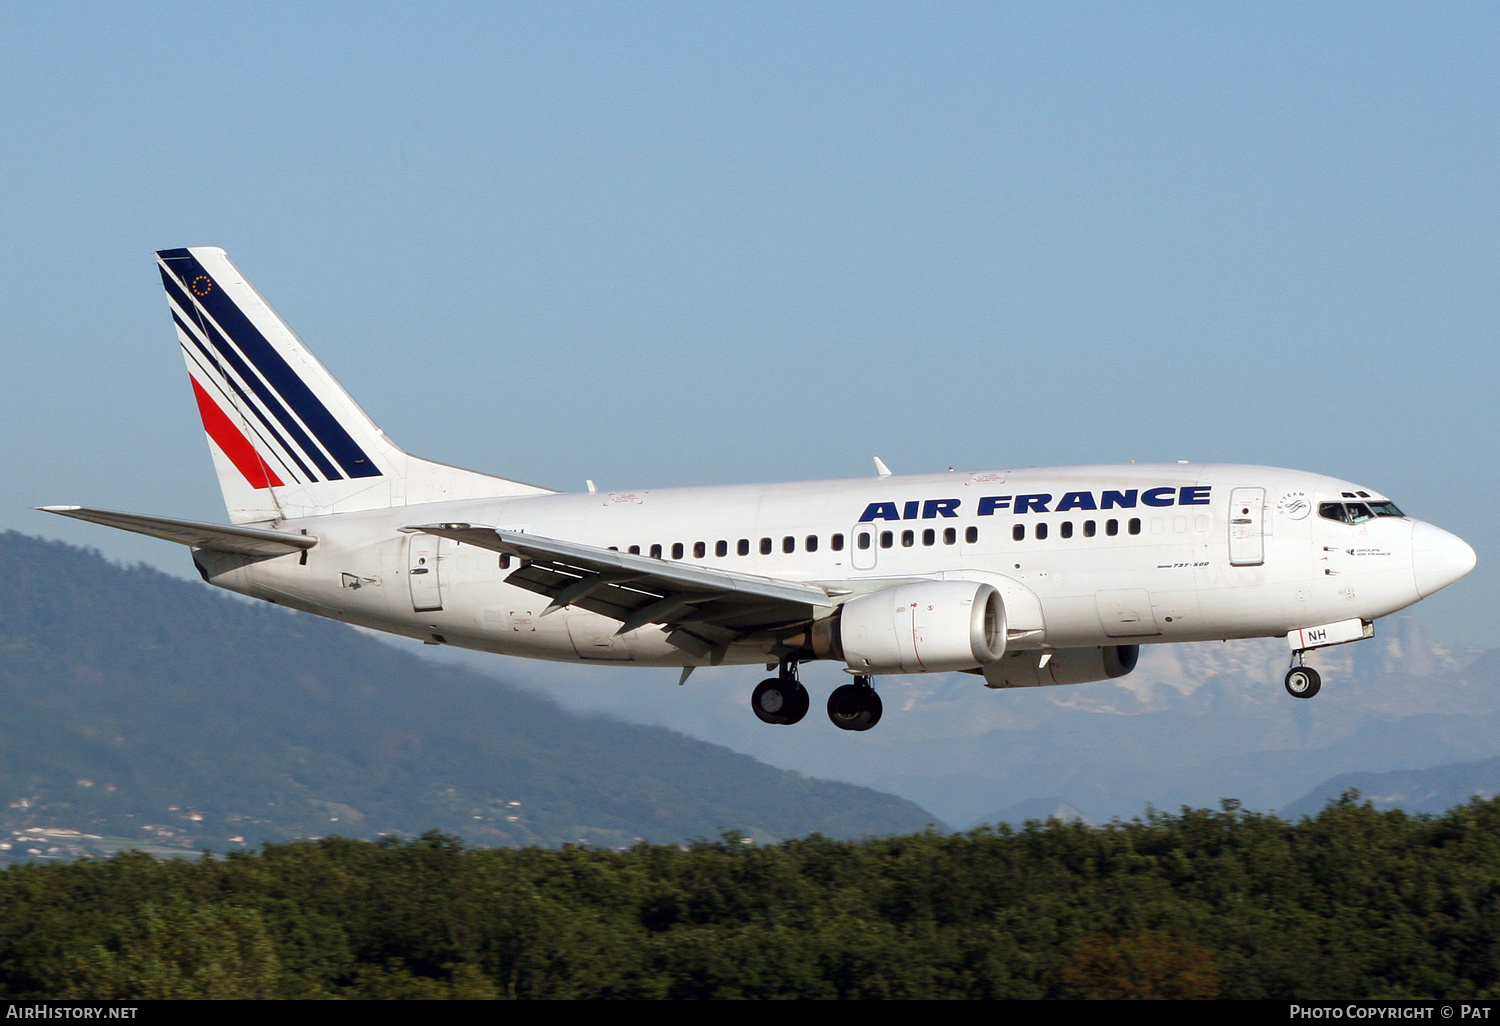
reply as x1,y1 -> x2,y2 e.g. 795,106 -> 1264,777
407,523 -> 835,658
36,506 -> 317,557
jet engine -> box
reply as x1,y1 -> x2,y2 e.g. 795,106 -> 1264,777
812,581 -> 1007,674
980,645 -> 1140,689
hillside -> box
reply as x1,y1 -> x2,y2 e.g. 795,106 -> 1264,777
1281,756 -> 1500,820
0,532 -> 938,857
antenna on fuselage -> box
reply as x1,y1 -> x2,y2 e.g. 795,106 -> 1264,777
873,457 -> 892,478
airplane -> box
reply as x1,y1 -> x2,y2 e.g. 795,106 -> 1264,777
40,247 -> 1477,731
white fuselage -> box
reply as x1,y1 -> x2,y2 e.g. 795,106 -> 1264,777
192,462 -> 1457,671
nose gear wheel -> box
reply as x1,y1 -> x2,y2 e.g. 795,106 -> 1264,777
1284,666 -> 1321,699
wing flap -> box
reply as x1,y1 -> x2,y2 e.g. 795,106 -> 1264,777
37,506 -> 316,557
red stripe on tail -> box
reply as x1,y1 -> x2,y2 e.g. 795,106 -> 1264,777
189,377 -> 284,489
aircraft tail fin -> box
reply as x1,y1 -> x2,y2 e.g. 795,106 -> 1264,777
157,247 -> 552,523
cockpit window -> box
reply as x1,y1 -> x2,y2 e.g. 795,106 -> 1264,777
1320,500 -> 1404,524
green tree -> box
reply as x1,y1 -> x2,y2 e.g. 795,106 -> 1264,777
64,901 -> 282,999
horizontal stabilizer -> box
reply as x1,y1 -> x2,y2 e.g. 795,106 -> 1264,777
37,506 -> 316,557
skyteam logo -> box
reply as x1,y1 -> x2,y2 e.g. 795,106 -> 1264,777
858,487 -> 1213,522
1277,491 -> 1312,520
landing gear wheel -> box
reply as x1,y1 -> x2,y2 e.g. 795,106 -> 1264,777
827,679 -> 883,732
784,682 -> 810,724
752,678 -> 809,725
1284,666 -> 1321,699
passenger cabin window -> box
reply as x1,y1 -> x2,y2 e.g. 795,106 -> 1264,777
738,539 -> 750,556
672,542 -> 684,559
783,536 -> 795,554
1084,520 -> 1096,538
760,538 -> 772,555
628,545 -> 640,555
805,535 -> 818,552
650,543 -> 663,558
694,541 -> 706,558
901,530 -> 914,547
943,527 -> 956,545
1128,518 -> 1141,535
857,532 -> 871,550
923,528 -> 935,546
716,540 -> 728,557
500,554 -> 511,569
831,533 -> 845,551
966,526 -> 978,543
880,531 -> 894,549
1012,524 -> 1025,542
1106,520 -> 1119,537
1061,522 -> 1073,539
1036,522 -> 1049,540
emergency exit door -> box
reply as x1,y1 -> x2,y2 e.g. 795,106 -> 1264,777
1228,487 -> 1265,566
851,524 -> 878,570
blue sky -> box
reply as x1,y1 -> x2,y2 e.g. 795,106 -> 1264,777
3,2 -> 1496,644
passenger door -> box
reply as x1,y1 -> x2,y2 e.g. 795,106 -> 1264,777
407,534 -> 445,612
1228,487 -> 1266,566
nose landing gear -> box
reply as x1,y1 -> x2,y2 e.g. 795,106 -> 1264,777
1284,648 -> 1322,699
1284,665 -> 1321,699
827,676 -> 883,732
751,659 -> 810,725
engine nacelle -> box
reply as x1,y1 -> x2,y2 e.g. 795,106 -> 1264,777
814,581 -> 1007,674
980,645 -> 1140,689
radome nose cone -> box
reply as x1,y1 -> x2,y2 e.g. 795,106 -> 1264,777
1413,522 -> 1477,598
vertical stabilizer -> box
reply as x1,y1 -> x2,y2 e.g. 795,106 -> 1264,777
157,247 -> 552,523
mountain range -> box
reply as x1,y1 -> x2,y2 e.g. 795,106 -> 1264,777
0,531 -> 936,858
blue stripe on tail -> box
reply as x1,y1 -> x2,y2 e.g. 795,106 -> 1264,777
160,266 -> 339,481
173,310 -> 317,484
157,250 -> 381,480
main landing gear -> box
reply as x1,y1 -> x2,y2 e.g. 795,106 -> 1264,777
751,659 -> 810,725
749,663 -> 885,730
1284,653 -> 1322,699
827,676 -> 882,732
